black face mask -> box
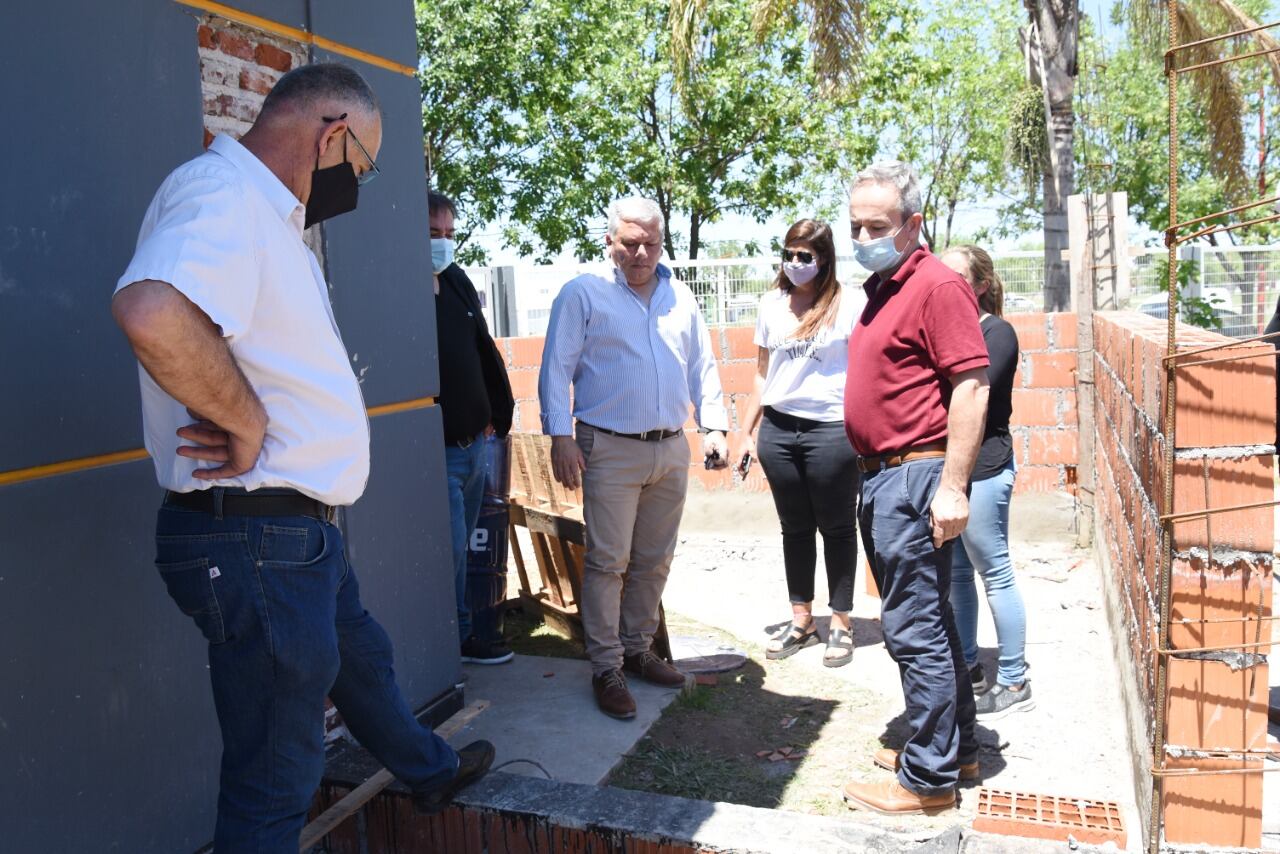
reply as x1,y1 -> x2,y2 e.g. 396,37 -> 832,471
305,137 -> 359,228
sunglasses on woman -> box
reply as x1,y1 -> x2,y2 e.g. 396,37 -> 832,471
782,249 -> 815,264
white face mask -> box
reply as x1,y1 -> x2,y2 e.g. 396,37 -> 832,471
783,260 -> 820,287
853,222 -> 914,272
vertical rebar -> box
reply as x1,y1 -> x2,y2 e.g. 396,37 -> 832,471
1151,2 -> 1180,851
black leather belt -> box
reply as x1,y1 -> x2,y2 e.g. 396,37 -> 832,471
163,487 -> 337,523
582,423 -> 682,442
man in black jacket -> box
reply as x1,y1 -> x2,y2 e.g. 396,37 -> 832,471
430,192 -> 516,664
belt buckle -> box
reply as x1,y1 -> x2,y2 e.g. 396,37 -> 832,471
640,429 -> 655,441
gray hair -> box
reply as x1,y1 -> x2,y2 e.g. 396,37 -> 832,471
849,160 -> 922,218
261,62 -> 381,119
607,197 -> 664,237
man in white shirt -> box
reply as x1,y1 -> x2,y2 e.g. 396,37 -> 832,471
538,197 -> 729,719
111,63 -> 491,852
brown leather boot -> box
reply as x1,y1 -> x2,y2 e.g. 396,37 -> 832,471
872,748 -> 980,781
592,669 -> 637,719
622,649 -> 688,688
843,778 -> 956,815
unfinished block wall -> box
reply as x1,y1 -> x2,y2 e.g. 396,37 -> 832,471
1092,311 -> 1274,850
198,16 -> 306,146
497,312 -> 1080,494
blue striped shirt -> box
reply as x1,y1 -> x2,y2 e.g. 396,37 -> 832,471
538,263 -> 729,436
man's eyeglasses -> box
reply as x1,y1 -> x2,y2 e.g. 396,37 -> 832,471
322,113 -> 381,186
782,249 -> 815,264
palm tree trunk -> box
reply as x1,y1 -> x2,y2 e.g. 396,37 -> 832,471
1025,0 -> 1078,311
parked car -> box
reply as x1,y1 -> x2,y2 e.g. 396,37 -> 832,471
1003,293 -> 1036,313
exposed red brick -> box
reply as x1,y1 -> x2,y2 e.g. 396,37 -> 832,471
717,361 -> 758,396
239,68 -> 275,96
723,326 -> 757,361
507,336 -> 544,369
1025,350 -> 1077,389
197,24 -> 215,50
202,128 -> 214,149
255,42 -> 293,72
1008,313 -> 1050,351
213,30 -> 254,61
1013,466 -> 1061,494
1028,429 -> 1078,466
1051,312 -> 1078,350
507,369 -> 538,402
1011,389 -> 1060,428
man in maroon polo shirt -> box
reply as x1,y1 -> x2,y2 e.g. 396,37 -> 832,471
840,161 -> 989,816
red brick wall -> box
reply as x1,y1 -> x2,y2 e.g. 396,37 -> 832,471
197,16 -> 306,147
497,312 -> 1081,494
1008,312 -> 1080,494
1092,312 -> 1274,850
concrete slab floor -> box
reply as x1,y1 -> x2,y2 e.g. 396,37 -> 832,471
665,487 -> 1144,852
447,654 -> 684,785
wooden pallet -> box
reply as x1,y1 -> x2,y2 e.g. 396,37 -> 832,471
507,433 -> 671,661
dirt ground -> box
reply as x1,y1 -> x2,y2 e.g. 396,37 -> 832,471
612,487 -> 1143,846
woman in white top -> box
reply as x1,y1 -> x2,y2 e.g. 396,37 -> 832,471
735,219 -> 860,667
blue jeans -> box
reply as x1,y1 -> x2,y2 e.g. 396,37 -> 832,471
858,458 -> 978,796
446,440 -> 487,642
951,458 -> 1027,687
155,498 -> 458,854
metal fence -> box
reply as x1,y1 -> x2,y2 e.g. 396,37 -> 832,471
470,244 -> 1280,338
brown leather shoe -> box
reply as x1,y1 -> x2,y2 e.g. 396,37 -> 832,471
872,748 -> 979,781
843,778 -> 956,815
592,669 -> 637,719
622,649 -> 688,688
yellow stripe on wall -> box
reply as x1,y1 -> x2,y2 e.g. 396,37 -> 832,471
0,397 -> 438,487
176,0 -> 419,77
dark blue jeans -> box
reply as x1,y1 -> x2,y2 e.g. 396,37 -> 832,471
155,498 -> 458,853
445,440 -> 486,642
858,458 -> 978,796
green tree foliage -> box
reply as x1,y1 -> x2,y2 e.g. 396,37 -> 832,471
882,0 -> 1025,249
417,0 -> 881,262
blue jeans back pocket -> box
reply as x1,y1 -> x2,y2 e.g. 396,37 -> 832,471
157,556 -> 227,644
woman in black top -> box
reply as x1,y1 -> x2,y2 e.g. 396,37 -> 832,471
939,246 -> 1033,721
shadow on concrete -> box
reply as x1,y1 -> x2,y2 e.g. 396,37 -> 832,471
761,614 -> 883,650
608,654 -> 842,809
875,707 -> 1010,788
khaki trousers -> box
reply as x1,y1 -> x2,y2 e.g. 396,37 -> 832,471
575,424 -> 689,675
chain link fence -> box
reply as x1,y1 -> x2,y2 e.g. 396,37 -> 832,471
470,245 -> 1280,338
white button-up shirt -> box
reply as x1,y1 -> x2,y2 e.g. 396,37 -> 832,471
116,135 -> 370,506
538,263 -> 729,436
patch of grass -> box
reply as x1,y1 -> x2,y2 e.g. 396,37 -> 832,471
502,606 -> 586,660
607,612 -> 891,816
612,741 -> 774,804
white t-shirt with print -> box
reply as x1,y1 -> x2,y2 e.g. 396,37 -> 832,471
753,285 -> 863,422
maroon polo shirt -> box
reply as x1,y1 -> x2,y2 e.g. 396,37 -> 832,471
844,246 -> 989,456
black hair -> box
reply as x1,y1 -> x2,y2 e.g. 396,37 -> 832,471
428,191 -> 458,219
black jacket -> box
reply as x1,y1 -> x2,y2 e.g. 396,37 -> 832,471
438,264 -> 515,437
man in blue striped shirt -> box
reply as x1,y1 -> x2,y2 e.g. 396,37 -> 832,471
538,197 -> 730,719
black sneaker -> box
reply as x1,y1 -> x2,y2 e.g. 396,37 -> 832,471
975,682 -> 1035,720
411,740 -> 496,815
969,663 -> 989,695
461,636 -> 514,665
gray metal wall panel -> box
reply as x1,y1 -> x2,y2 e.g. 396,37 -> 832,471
0,2 -> 204,472
0,461 -> 219,853
344,405 -> 461,702
310,0 -> 420,68
316,52 -> 439,405
207,0 -> 308,29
